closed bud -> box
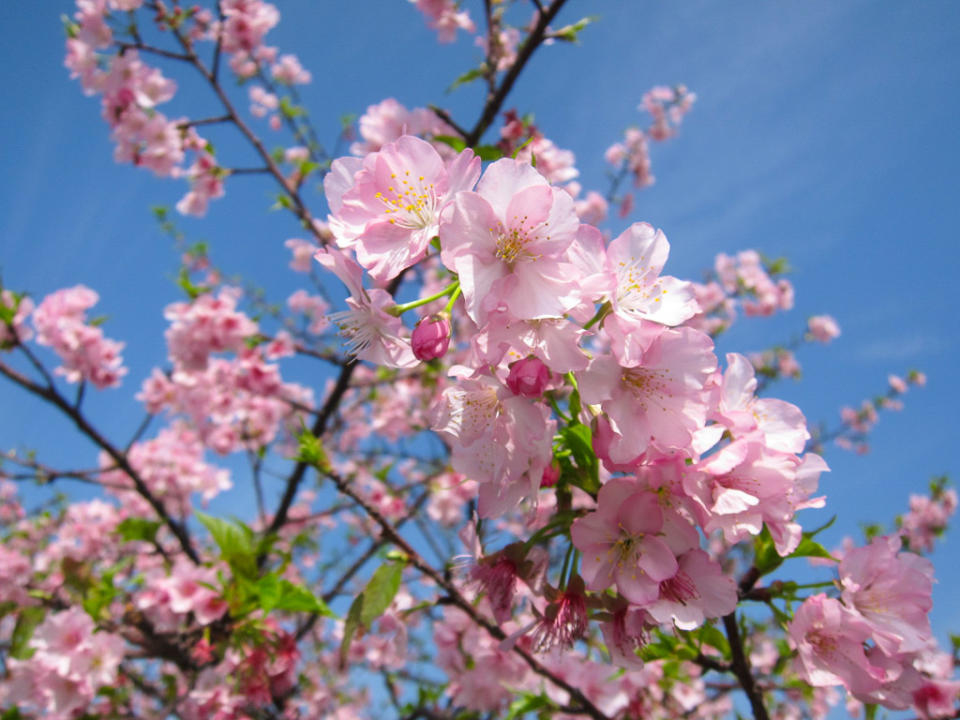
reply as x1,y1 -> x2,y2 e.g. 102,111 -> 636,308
540,460 -> 561,488
506,355 -> 549,398
411,313 -> 451,362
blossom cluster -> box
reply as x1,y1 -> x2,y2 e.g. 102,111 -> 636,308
321,134 -> 827,645
32,285 -> 126,388
790,536 -> 958,717
2,608 -> 124,720
2,2 -> 948,719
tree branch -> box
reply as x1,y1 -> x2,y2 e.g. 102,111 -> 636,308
465,0 -> 570,146
722,612 -> 770,720
324,468 -> 612,720
0,358 -> 200,563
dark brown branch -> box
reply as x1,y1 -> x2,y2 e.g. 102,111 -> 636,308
178,115 -> 231,128
116,41 -> 192,62
211,0 -> 225,82
153,27 -> 326,245
465,0 -> 570,146
722,612 -> 770,720
264,359 -> 358,540
0,358 -> 200,563
428,105 -> 469,139
324,469 -> 612,720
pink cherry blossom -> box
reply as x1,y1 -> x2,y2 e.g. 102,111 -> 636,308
350,98 -> 457,156
164,286 -> 258,370
327,135 -> 480,282
572,478 -> 689,604
807,314 -> 841,343
577,326 -> 715,463
32,285 -> 126,388
647,549 -> 737,630
839,535 -> 933,655
314,247 -> 418,368
604,222 -> 698,330
789,594 -> 890,697
432,375 -> 554,517
713,352 -> 810,453
439,158 -> 582,324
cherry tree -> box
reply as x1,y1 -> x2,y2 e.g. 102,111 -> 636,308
0,2 -> 956,720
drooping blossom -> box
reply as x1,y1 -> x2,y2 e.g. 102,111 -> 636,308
314,247 -> 417,368
432,374 -> 554,517
789,594 -> 892,697
647,549 -> 737,630
838,535 -> 933,655
711,352 -> 810,453
686,440 -> 827,556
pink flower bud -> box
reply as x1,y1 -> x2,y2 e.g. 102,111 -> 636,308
540,461 -> 561,488
506,356 -> 549,398
411,314 -> 451,362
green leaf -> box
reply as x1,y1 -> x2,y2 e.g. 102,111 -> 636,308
294,427 -> 331,472
447,67 -> 483,93
10,607 -> 46,659
279,96 -> 304,119
558,423 -> 599,494
176,267 -> 208,300
273,580 -> 335,616
196,511 -> 257,579
432,135 -> 467,153
789,537 -> 836,562
360,561 -> 403,626
257,573 -> 282,614
271,193 -> 293,211
338,560 -> 404,665
474,145 -> 503,162
551,15 -> 599,43
339,593 -> 364,667
117,517 -> 162,544
694,623 -> 731,659
506,692 -> 553,719
753,526 -> 783,575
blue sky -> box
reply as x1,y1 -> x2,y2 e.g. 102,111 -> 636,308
1,0 -> 959,679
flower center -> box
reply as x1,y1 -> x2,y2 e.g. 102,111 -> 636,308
376,170 -> 437,229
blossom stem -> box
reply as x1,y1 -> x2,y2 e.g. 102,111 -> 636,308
582,301 -> 611,331
559,542 -> 575,590
443,285 -> 462,313
388,281 -> 460,316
